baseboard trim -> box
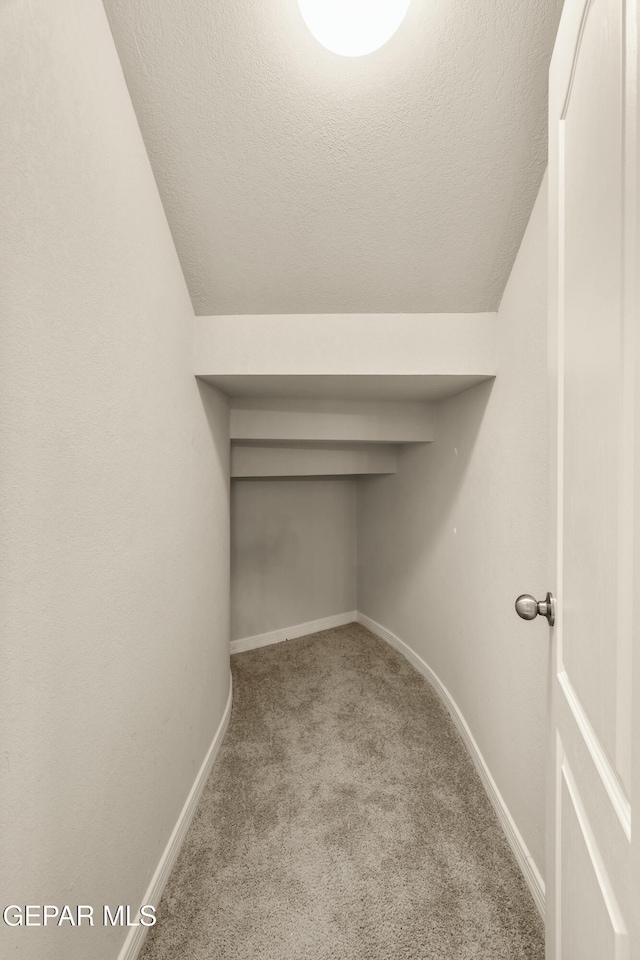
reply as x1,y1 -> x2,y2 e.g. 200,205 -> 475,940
230,610 -> 358,654
117,672 -> 233,960
357,611 -> 545,918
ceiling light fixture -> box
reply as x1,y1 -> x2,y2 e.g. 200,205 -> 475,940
297,0 -> 411,57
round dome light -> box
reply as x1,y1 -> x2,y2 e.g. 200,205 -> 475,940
297,0 -> 411,57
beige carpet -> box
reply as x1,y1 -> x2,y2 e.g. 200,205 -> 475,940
140,623 -> 544,959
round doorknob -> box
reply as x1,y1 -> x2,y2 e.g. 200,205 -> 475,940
515,595 -> 539,620
515,592 -> 556,626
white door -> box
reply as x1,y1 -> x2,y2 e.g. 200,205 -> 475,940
547,0 -> 640,957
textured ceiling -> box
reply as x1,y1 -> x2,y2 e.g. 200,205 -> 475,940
104,0 -> 563,315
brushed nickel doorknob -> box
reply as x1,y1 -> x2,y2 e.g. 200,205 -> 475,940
515,592 -> 556,626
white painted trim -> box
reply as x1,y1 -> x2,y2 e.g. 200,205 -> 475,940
357,611 -> 546,918
117,673 -> 233,960
230,611 -> 358,654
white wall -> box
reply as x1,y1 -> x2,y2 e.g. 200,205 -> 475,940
0,4 -> 230,959
357,175 -> 549,880
231,479 -> 357,640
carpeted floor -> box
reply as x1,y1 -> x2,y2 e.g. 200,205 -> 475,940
140,622 -> 544,960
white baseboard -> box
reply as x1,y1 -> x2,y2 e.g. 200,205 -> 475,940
117,672 -> 233,960
357,611 -> 545,918
230,610 -> 358,654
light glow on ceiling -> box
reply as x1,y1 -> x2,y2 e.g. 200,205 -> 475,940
297,0 -> 412,57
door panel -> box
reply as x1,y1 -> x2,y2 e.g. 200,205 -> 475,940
559,759 -> 628,959
558,672 -> 630,849
548,0 -> 638,956
561,0 -> 625,780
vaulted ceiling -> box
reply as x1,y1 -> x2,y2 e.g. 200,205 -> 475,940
104,0 -> 563,315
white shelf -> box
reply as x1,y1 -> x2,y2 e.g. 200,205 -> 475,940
231,442 -> 399,478
196,313 -> 496,477
194,312 -> 496,402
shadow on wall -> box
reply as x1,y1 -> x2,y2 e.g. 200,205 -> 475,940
230,476 -> 358,640
196,380 -> 231,460
358,378 -> 495,620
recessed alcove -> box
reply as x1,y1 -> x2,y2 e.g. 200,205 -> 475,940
195,312 -> 496,477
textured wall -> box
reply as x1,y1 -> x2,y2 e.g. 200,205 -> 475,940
231,479 -> 357,640
104,0 -> 562,315
0,3 -> 230,958
357,175 -> 549,879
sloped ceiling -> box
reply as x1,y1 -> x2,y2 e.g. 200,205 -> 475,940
104,0 -> 563,315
